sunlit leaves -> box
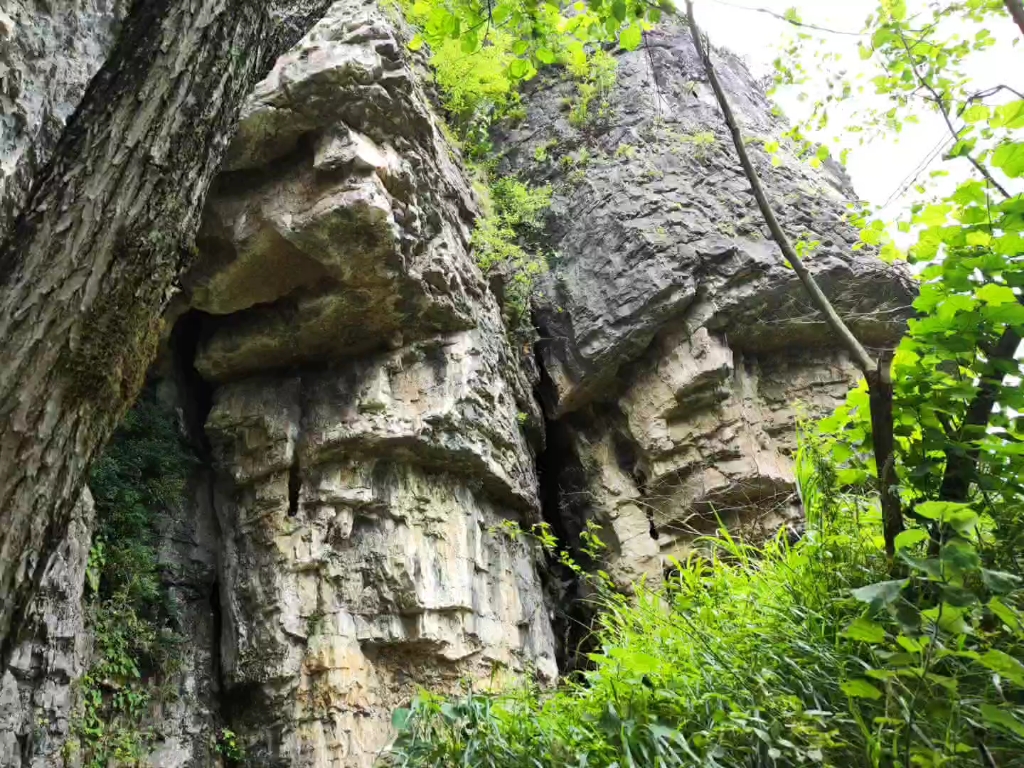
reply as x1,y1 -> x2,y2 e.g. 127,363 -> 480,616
978,649 -> 1024,687
993,141 -> 1024,177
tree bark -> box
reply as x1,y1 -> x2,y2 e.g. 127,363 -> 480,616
1005,0 -> 1024,37
684,0 -> 904,555
0,0 -> 332,656
939,325 -> 1022,502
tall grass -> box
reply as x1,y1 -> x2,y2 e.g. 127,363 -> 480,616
388,439 -> 1024,767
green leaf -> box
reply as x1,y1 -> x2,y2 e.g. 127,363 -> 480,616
922,603 -> 972,634
620,24 -> 642,51
895,528 -> 929,551
851,579 -> 907,609
536,47 -> 556,64
843,617 -> 887,643
492,3 -> 512,24
980,705 -> 1024,739
983,570 -> 1023,595
962,104 -> 989,124
509,58 -> 531,79
612,0 -> 627,22
993,101 -> 1024,130
407,33 -> 425,51
915,500 -> 972,522
993,141 -> 1024,178
978,649 -> 1024,687
841,679 -> 883,700
392,707 -> 411,730
461,31 -> 478,53
989,597 -> 1023,632
975,283 -> 1017,306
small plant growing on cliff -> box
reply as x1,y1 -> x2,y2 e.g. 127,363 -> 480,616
568,49 -> 618,127
215,728 -> 246,764
472,176 -> 552,337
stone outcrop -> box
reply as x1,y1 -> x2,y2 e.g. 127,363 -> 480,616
0,0 -> 125,231
495,24 -> 915,585
0,3 -> 916,766
0,490 -> 93,768
159,2 -> 555,765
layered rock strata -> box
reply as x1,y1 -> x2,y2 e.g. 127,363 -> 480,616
495,24 -> 915,585
166,2 -> 556,765
0,3 -> 917,766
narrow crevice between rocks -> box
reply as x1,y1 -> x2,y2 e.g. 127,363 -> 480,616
166,309 -> 230,749
532,345 -> 599,676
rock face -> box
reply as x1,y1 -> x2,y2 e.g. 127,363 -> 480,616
494,24 -> 914,585
0,3 -> 915,767
0,490 -> 93,767
164,2 -> 556,765
0,0 -> 125,231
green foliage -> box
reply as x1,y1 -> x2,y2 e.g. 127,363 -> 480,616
773,2 -> 1024,550
73,394 -> 193,767
472,175 -> 552,335
406,0 -> 662,88
215,728 -> 246,764
391,435 -> 1024,767
568,49 -> 618,127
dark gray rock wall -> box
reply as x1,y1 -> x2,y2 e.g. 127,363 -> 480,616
0,490 -> 93,768
493,22 -> 915,584
0,0 -> 125,232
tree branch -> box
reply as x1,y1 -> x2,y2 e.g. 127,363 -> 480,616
684,0 -> 904,555
895,28 -> 1011,200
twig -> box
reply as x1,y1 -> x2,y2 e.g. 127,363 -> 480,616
895,27 -> 1011,200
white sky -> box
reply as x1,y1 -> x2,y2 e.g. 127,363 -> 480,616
692,0 -> 1022,215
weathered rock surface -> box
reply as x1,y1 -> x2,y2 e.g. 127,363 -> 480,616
167,2 -> 555,765
0,490 -> 93,768
0,0 -> 125,232
0,3 -> 915,765
495,23 -> 915,584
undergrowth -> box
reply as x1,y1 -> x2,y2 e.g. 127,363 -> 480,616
70,393 -> 193,767
389,434 -> 1024,767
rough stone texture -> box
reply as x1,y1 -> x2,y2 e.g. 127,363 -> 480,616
170,2 -> 555,765
494,22 -> 916,583
0,0 -> 125,232
0,489 -> 93,768
186,0 -> 483,384
146,379 -> 222,768
0,3 -> 917,763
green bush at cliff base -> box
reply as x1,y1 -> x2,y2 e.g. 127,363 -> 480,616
389,435 -> 1024,768
72,394 -> 193,767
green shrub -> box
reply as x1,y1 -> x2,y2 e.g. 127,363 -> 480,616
567,49 -> 618,128
73,393 -> 194,767
472,176 -> 552,336
389,435 -> 1024,768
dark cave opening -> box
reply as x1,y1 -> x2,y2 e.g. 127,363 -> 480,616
533,349 -> 602,676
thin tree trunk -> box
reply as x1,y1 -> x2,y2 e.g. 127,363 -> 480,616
0,0 -> 332,656
683,0 -> 904,555
939,325 -> 1021,502
1006,0 -> 1024,37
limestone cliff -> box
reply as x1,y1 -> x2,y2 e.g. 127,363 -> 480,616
495,24 -> 914,586
0,2 -> 913,766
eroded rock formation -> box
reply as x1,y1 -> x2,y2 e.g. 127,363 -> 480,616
165,3 -> 556,765
495,24 -> 914,586
0,2 -> 915,766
